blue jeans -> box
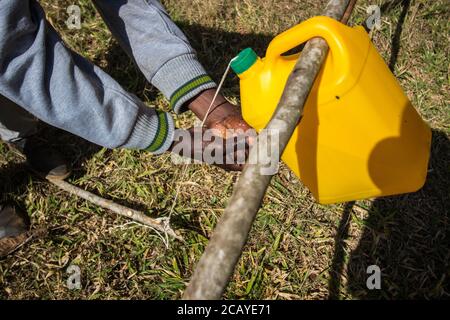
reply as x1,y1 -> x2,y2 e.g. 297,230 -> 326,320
0,0 -> 216,153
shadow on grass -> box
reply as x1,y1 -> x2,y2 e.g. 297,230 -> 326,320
328,129 -> 448,299
0,162 -> 30,205
328,201 -> 355,300
380,0 -> 412,71
346,130 -> 449,299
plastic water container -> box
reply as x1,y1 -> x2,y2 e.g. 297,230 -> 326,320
231,16 -> 431,204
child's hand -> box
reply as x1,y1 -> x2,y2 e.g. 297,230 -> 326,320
169,127 -> 251,172
187,89 -> 254,140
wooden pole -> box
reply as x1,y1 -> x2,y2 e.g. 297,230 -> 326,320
183,0 -> 356,300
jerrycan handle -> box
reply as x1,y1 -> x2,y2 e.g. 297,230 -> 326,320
266,16 -> 349,76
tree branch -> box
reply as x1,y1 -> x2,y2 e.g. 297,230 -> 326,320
183,0 -> 356,300
47,178 -> 183,241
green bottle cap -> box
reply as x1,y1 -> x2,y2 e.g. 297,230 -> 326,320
231,48 -> 258,75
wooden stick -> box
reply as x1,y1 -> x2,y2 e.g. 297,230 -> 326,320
341,0 -> 358,24
47,178 -> 183,241
183,0 -> 356,300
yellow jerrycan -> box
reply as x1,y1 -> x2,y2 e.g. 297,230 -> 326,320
230,16 -> 431,204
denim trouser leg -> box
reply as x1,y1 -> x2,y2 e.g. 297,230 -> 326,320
0,95 -> 38,143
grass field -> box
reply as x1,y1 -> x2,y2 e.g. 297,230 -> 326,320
0,0 -> 449,299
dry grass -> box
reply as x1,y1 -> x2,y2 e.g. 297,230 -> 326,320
0,0 -> 448,299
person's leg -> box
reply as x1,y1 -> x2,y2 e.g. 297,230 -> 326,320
0,97 -> 67,256
0,94 -> 70,179
93,0 -> 217,114
0,95 -> 38,146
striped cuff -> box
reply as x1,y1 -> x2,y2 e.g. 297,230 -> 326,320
170,75 -> 216,113
145,111 -> 175,154
124,106 -> 175,154
151,53 -> 217,114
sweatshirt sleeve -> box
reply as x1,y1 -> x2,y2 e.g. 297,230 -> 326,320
93,0 -> 217,114
0,0 -> 174,154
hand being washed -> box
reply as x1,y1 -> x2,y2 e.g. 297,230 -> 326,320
169,88 -> 255,171
169,126 -> 251,172
187,89 -> 253,138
